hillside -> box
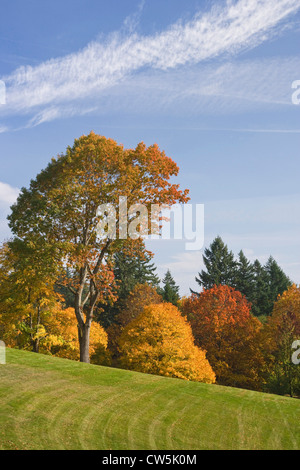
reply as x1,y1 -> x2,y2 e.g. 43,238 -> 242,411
0,348 -> 299,450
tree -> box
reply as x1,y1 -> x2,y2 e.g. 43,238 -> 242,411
54,268 -> 79,309
8,132 -> 189,363
263,284 -> 300,397
107,283 -> 163,363
41,306 -> 108,362
249,259 -> 270,317
191,236 -> 237,293
99,239 -> 160,328
0,240 -> 60,353
118,303 -> 216,383
250,257 -> 291,318
114,241 -> 160,295
159,269 -> 180,305
265,256 -> 291,308
0,241 -> 109,359
191,237 -> 292,318
234,250 -> 255,301
183,285 -> 265,390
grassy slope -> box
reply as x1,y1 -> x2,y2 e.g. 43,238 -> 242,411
0,348 -> 299,450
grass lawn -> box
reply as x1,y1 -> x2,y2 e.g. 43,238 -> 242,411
0,347 -> 299,450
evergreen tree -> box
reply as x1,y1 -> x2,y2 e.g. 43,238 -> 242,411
249,258 -> 291,317
159,270 -> 180,305
98,242 -> 160,328
250,259 -> 272,317
113,248 -> 160,301
191,236 -> 237,293
265,256 -> 291,305
234,250 -> 255,301
190,238 -> 292,318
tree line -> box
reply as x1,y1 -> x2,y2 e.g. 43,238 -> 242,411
0,132 -> 299,397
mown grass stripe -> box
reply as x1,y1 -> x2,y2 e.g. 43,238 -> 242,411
0,348 -> 299,450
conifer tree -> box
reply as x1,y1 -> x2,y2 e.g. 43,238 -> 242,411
234,250 -> 255,301
191,236 -> 237,293
265,256 -> 291,306
250,259 -> 271,317
99,241 -> 160,328
159,270 -> 180,305
113,246 -> 160,301
249,258 -> 291,317
190,238 -> 292,318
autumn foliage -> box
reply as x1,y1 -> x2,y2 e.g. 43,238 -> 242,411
182,285 -> 264,390
267,284 -> 300,337
41,306 -> 108,361
8,132 -> 189,363
263,284 -> 300,396
107,283 -> 162,359
0,297 -> 108,362
118,302 -> 216,383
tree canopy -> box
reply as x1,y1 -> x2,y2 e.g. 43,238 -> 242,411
118,302 -> 216,383
191,236 -> 292,317
8,132 -> 189,362
183,285 -> 265,390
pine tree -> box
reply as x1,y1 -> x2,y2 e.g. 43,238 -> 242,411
113,248 -> 160,301
265,256 -> 291,308
250,259 -> 271,317
249,258 -> 292,317
99,242 -> 160,328
234,250 -> 255,301
190,237 -> 293,317
191,236 -> 237,293
160,270 -> 180,305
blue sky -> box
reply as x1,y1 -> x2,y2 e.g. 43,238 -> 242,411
0,0 -> 300,295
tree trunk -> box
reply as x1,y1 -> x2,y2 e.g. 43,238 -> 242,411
32,338 -> 40,353
31,303 -> 40,353
78,323 -> 90,363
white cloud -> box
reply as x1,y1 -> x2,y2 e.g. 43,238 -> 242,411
0,182 -> 19,242
0,182 -> 19,206
1,0 -> 300,127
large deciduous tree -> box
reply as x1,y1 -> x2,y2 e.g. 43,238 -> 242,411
183,285 -> 265,390
107,283 -> 163,363
118,302 -> 216,383
8,132 -> 189,363
0,240 -> 60,353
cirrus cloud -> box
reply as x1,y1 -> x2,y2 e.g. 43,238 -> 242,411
1,0 -> 300,128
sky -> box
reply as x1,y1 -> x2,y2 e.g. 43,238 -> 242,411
0,0 -> 300,295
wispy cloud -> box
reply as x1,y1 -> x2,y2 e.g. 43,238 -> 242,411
0,182 -> 19,206
122,0 -> 146,35
1,0 -> 300,128
83,56 -> 300,117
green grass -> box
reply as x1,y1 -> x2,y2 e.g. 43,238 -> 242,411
0,348 -> 299,450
